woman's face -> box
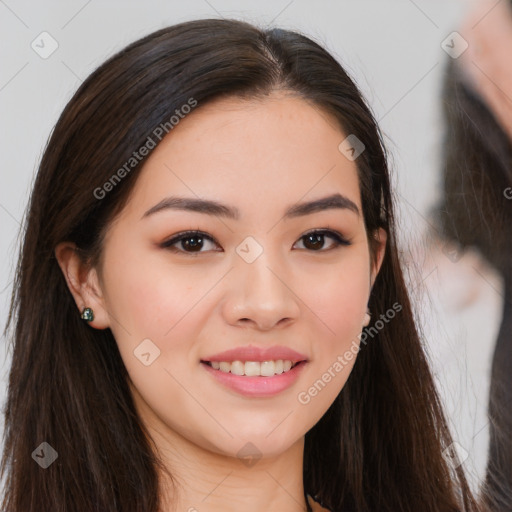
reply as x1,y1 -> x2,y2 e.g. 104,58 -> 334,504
89,92 -> 386,460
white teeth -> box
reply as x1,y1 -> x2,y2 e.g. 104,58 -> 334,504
207,359 -> 297,376
231,361 -> 245,376
244,361 -> 261,377
260,361 -> 276,377
273,360 -> 284,375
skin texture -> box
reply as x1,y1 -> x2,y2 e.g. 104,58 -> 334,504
55,92 -> 386,512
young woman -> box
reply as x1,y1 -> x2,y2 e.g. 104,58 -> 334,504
1,18 -> 485,512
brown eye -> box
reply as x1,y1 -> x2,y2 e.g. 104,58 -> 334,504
294,230 -> 351,252
160,231 -> 219,255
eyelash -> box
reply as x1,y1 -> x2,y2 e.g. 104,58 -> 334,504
160,229 -> 351,256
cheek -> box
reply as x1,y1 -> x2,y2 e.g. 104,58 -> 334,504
295,249 -> 371,348
310,272 -> 368,322
101,245 -> 201,338
101,248 -> 238,408
102,259 -> 212,428
291,254 -> 370,423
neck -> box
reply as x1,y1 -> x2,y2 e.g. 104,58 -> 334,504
157,430 -> 309,512
131,386 -> 310,512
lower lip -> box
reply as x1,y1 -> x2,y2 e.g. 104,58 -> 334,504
200,361 -> 308,398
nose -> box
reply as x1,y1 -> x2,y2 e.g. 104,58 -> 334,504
222,253 -> 300,331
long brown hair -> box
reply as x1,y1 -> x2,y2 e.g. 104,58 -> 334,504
2,18 -> 482,511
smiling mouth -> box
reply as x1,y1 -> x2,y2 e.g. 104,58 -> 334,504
201,359 -> 304,377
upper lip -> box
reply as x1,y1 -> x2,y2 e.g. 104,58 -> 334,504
202,344 -> 308,363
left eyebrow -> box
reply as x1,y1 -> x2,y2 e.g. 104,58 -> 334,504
141,192 -> 360,220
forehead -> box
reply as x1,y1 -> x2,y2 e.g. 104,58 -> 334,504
118,91 -> 362,223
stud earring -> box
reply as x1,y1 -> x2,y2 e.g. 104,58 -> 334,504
363,309 -> 371,327
81,307 -> 94,322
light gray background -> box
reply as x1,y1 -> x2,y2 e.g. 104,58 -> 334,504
0,0 -> 502,495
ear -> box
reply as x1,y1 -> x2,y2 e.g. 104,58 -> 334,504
54,242 -> 110,329
369,227 -> 387,291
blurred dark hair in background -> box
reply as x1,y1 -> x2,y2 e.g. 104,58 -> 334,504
433,27 -> 512,511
